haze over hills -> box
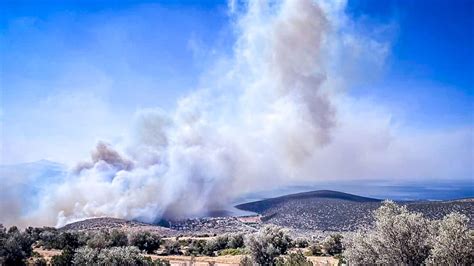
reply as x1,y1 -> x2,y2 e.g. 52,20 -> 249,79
0,160 -> 67,225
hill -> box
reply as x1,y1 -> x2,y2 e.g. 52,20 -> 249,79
235,190 -> 379,213
61,217 -> 176,236
236,190 -> 474,231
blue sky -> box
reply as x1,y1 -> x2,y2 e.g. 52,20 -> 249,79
1,0 -> 473,164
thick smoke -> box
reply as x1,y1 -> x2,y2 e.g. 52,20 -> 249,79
75,142 -> 134,173
4,0 -> 472,227
29,0 -> 336,226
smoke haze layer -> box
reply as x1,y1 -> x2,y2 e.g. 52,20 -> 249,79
1,0 -> 472,227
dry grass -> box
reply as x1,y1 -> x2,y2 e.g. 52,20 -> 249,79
33,247 -> 62,262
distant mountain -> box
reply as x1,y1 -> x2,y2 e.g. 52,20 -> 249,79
0,160 -> 67,213
0,159 -> 66,183
235,190 -> 473,231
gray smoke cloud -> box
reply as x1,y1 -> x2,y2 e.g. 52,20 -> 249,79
3,0 -> 472,227
75,142 -> 134,173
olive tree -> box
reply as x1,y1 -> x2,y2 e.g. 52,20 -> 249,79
129,231 -> 161,254
74,246 -> 153,265
0,226 -> 34,265
426,212 -> 474,264
321,234 -> 343,255
246,225 -> 292,265
344,200 -> 432,265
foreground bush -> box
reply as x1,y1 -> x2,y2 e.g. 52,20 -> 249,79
343,200 -> 474,265
426,212 -> 474,264
246,225 -> 292,265
0,226 -> 35,265
73,246 -> 166,265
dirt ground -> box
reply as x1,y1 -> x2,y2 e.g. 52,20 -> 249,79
149,254 -> 338,266
32,247 -> 62,263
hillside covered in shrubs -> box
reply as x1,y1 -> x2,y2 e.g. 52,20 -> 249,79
1,200 -> 473,265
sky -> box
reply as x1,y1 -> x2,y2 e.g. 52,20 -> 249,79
1,0 -> 473,164
0,0 -> 473,226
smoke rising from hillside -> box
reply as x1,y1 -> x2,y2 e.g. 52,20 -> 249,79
3,0 -> 472,227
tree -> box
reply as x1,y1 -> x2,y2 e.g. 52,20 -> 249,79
293,238 -> 309,248
50,248 -> 75,266
228,234 -> 245,249
426,212 -> 474,264
87,230 -> 112,249
109,229 -> 128,247
74,246 -> 154,265
343,200 -> 432,264
185,239 -> 206,256
73,246 -> 100,264
97,246 -> 146,265
129,231 -> 161,254
38,229 -> 59,249
163,240 -> 181,255
246,225 -> 292,265
321,234 -> 342,255
1,226 -> 34,265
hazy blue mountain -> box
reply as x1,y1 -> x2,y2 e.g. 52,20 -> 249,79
0,160 -> 67,214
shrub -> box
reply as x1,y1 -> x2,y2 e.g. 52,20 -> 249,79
153,258 -> 171,266
246,225 -> 292,265
74,246 -> 158,265
343,200 -> 432,264
32,257 -> 48,266
275,251 -> 313,266
73,246 -> 100,264
129,231 -> 162,254
227,234 -> 245,249
97,246 -> 145,265
185,239 -> 206,256
43,231 -> 84,250
218,248 -> 246,256
109,229 -> 128,247
215,235 -> 229,250
87,230 -> 112,249
163,240 -> 181,255
0,226 -> 34,265
426,212 -> 474,264
321,234 -> 342,255
203,239 -> 219,256
239,255 -> 254,266
38,229 -> 59,249
50,248 -> 75,266
293,238 -> 309,248
307,244 -> 322,256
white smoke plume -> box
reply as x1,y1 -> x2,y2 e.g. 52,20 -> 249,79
4,0 -> 472,227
